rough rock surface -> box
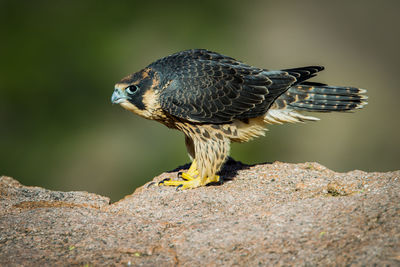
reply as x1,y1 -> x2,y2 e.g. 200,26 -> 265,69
1,161 -> 399,266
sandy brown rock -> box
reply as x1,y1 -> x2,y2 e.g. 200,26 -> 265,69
1,161 -> 399,266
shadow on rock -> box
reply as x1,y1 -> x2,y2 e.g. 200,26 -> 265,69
167,157 -> 265,184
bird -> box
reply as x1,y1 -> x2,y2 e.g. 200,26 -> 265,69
111,49 -> 367,190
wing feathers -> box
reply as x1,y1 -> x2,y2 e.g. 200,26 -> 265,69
157,50 -> 294,123
154,50 -> 336,124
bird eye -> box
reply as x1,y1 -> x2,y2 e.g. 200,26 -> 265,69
126,85 -> 138,94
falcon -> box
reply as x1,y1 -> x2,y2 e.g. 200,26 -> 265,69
111,49 -> 367,189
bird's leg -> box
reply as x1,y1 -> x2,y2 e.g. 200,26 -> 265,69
160,161 -> 221,189
159,132 -> 229,189
159,174 -> 220,189
159,160 -> 201,187
179,159 -> 199,180
180,160 -> 220,184
175,135 -> 199,181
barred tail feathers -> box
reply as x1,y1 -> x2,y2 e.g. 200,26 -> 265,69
287,83 -> 367,112
265,82 -> 367,124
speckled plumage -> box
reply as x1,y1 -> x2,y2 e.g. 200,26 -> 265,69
112,49 -> 367,189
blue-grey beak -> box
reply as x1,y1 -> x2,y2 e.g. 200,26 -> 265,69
111,88 -> 128,104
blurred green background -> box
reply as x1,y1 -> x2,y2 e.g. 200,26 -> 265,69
1,1 -> 399,201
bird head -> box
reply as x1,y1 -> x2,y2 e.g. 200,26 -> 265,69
111,83 -> 139,105
112,68 -> 161,119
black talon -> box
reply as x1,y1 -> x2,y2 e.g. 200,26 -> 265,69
147,182 -> 156,188
158,178 -> 171,185
177,171 -> 183,178
176,184 -> 183,191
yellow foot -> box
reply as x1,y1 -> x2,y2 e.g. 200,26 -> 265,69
178,159 -> 199,178
178,171 -> 197,181
159,175 -> 220,190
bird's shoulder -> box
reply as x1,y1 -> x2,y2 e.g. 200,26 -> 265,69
148,49 -> 265,78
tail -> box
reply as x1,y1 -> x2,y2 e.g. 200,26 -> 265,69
265,67 -> 368,124
284,82 -> 367,112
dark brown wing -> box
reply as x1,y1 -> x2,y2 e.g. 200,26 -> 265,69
155,49 -> 298,123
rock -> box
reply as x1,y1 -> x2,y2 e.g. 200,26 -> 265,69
1,161 -> 399,266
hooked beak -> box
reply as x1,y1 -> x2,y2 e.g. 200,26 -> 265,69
111,88 -> 129,104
